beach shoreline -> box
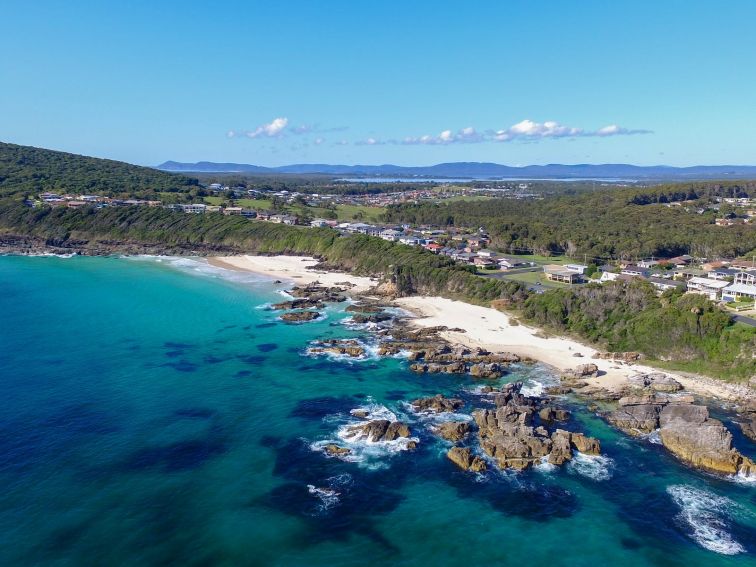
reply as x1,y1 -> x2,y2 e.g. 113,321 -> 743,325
209,254 -> 754,404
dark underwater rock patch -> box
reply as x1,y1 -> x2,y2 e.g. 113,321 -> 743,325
257,343 -> 279,353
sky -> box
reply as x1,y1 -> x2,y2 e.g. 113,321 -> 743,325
2,0 -> 756,167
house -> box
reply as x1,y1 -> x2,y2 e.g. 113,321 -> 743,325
706,268 -> 739,280
667,255 -> 693,268
453,252 -> 477,263
425,243 -> 444,253
648,277 -> 686,293
399,236 -> 420,246
310,218 -> 329,228
183,204 -> 207,214
621,265 -> 651,278
686,276 -> 730,300
477,249 -> 498,259
702,260 -> 730,271
473,256 -> 497,268
673,268 -> 706,280
380,229 -> 402,241
241,209 -> 257,218
223,207 -> 243,215
722,283 -> 756,302
206,205 -> 223,213
637,259 -> 660,268
498,257 -> 529,270
270,214 -> 297,224
734,272 -> 756,285
544,265 -> 582,284
565,263 -> 589,274
731,260 -> 756,271
599,271 -> 620,283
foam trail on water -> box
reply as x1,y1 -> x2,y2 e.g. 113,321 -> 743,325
566,452 -> 613,481
667,485 -> 745,555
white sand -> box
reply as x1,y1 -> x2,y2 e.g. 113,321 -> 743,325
208,255 -> 378,293
395,296 -> 752,402
208,255 -> 750,402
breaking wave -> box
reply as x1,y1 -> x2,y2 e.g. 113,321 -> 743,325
566,452 -> 613,481
667,485 -> 745,555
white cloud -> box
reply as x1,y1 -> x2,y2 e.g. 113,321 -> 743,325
400,126 -> 484,145
314,137 -> 324,145
245,117 -> 289,139
491,120 -> 651,142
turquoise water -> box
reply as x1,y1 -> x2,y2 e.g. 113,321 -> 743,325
0,255 -> 754,566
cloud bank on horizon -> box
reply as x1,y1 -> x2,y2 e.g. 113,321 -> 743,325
227,117 -> 652,147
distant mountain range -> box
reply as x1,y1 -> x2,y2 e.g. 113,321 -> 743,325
156,160 -> 756,180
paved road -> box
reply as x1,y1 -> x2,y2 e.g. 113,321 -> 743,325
732,314 -> 756,326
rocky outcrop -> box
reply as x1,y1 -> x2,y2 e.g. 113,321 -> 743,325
349,313 -> 393,324
471,382 -> 600,470
345,419 -> 411,442
280,310 -> 320,323
410,362 -> 466,374
324,444 -> 351,456
538,407 -> 571,423
446,446 -> 487,472
658,404 -> 755,476
271,298 -> 323,310
605,393 -> 755,477
592,352 -> 642,363
628,372 -> 683,392
308,339 -> 366,358
435,421 -> 471,442
289,284 -> 346,303
411,394 -> 464,413
562,363 -> 599,379
469,362 -> 504,379
345,303 -> 385,314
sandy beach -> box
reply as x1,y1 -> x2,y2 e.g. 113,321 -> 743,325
208,255 -> 378,293
209,255 -> 751,403
395,296 -> 753,403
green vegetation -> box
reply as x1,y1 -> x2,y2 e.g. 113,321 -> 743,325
384,182 -> 756,259
1,201 -> 753,380
0,142 -> 198,198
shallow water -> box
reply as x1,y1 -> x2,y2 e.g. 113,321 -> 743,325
0,255 -> 754,566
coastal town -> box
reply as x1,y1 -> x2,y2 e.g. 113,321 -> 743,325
32,190 -> 756,315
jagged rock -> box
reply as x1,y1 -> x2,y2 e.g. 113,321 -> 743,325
739,416 -> 756,442
658,404 -> 753,476
446,446 -> 487,472
570,432 -> 601,455
323,444 -> 351,456
563,363 -> 599,378
345,303 -> 385,314
309,339 -> 365,357
628,372 -> 683,393
606,399 -> 663,436
350,313 -> 393,324
480,385 -> 494,394
350,409 -> 369,419
409,362 -> 466,374
546,385 -> 573,395
280,310 -> 320,322
549,429 -> 573,465
435,421 -> 471,442
592,352 -> 642,362
538,407 -> 571,422
469,362 -> 503,379
346,419 -> 411,442
411,394 -> 464,413
271,298 -> 323,310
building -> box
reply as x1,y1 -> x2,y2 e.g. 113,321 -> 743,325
473,256 -> 497,268
183,204 -> 207,214
206,205 -> 223,213
637,259 -> 660,268
498,257 -> 529,270
565,263 -> 589,274
621,265 -> 651,278
241,209 -> 257,218
379,229 -> 402,241
686,276 -> 730,300
734,272 -> 756,286
223,207 -> 243,215
731,259 -> 756,271
544,265 -> 582,284
706,268 -> 739,280
722,283 -> 756,302
477,249 -> 498,259
310,218 -> 329,228
648,277 -> 686,293
673,267 -> 706,280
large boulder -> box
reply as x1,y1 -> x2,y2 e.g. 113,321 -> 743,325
280,310 -> 320,323
346,419 -> 411,442
435,421 -> 471,442
411,394 -> 464,413
570,432 -> 601,455
628,372 -> 683,393
447,446 -> 487,472
324,444 -> 351,456
469,362 -> 504,379
657,404 -> 752,475
308,339 -> 366,358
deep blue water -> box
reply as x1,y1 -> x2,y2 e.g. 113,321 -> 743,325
0,255 -> 754,566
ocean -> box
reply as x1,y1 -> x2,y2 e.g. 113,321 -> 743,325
0,255 -> 754,566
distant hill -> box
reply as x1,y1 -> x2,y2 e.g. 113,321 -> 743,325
0,142 -> 197,197
156,160 -> 756,180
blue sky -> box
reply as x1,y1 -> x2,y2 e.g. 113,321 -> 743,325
2,0 -> 755,166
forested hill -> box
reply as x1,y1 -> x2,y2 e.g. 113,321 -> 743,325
0,142 -> 198,197
384,182 -> 756,260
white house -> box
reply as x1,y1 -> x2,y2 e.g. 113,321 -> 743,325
686,276 -> 730,300
722,283 -> 756,302
380,229 -> 402,241
565,264 -> 589,274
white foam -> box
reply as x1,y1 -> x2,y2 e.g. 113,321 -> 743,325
534,456 -> 558,474
520,380 -> 545,397
307,485 -> 340,511
130,256 -> 272,286
566,452 -> 613,481
667,485 -> 745,555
